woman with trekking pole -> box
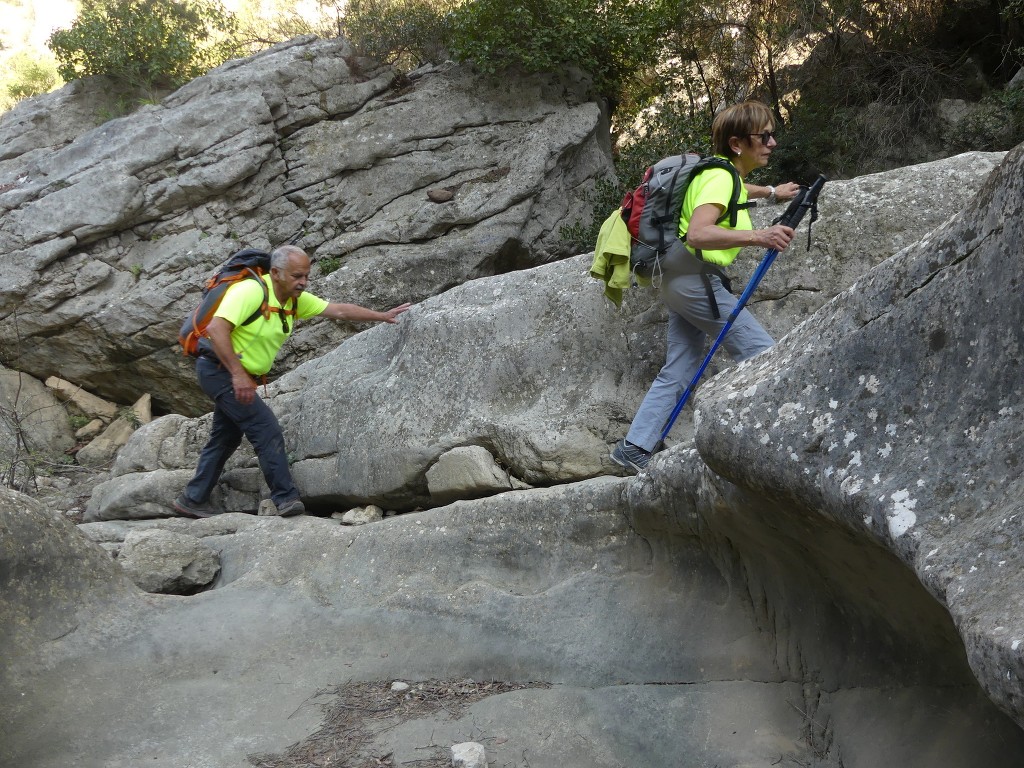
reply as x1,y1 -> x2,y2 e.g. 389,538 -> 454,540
611,100 -> 800,474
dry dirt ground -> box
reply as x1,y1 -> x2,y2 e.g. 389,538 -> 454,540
248,679 -> 551,768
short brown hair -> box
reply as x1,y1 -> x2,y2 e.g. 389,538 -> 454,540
711,101 -> 774,157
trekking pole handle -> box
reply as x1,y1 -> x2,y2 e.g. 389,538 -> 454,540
776,174 -> 827,230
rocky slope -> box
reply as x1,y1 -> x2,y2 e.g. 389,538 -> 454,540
2,34 -> 1023,768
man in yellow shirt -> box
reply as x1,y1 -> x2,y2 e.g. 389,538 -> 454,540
174,245 -> 412,518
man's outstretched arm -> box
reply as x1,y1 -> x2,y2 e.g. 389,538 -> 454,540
319,302 -> 412,323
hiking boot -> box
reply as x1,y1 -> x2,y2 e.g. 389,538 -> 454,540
610,439 -> 652,474
173,494 -> 219,519
276,497 -> 306,517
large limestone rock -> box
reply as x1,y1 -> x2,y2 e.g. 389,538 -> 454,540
0,487 -> 141,682
7,478 -> 1024,767
744,150 -> 1005,335
694,140 -> 1024,728
0,36 -> 612,416
0,367 -> 75,477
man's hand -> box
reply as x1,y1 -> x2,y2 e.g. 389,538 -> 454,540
381,303 -> 412,323
321,301 -> 414,323
232,370 -> 258,405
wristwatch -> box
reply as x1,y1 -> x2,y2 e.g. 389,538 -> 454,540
767,185 -> 777,204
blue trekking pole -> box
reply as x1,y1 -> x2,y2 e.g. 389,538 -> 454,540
658,174 -> 828,445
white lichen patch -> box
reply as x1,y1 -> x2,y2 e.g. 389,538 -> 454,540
829,399 -> 839,409
812,413 -> 834,432
841,475 -> 864,495
859,374 -> 881,394
886,424 -> 898,436
878,443 -> 893,458
887,489 -> 918,538
843,431 -> 857,446
777,402 -> 805,421
743,384 -> 759,398
760,433 -> 771,445
849,451 -> 862,467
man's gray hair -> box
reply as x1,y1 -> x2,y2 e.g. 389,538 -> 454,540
270,245 -> 306,269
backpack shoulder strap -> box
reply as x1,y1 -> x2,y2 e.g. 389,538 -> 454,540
240,269 -> 271,327
691,157 -> 751,228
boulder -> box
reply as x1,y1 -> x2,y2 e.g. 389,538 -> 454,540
337,505 -> 384,525
45,376 -> 119,421
117,528 -> 220,594
75,392 -> 152,468
744,150 -> 1005,336
74,418 -> 105,440
0,368 -> 75,472
426,445 -> 514,504
75,416 -> 136,468
694,140 -> 1024,728
7,478 -> 1024,767
0,486 -> 141,679
0,37 -> 613,415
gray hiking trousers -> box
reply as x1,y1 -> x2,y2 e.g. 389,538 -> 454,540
624,263 -> 774,453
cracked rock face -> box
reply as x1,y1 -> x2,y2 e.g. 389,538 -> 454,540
695,142 -> 1024,727
0,36 -> 611,415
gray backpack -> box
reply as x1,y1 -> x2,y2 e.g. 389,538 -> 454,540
622,154 -> 748,278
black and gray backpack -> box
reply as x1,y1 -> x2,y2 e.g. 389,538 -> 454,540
620,154 -> 750,278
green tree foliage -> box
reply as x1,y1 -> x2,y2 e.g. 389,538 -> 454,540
341,0 -> 458,70
47,0 -> 239,91
340,0 -> 679,105
0,52 -> 62,110
232,0 -> 346,53
445,0 -> 674,102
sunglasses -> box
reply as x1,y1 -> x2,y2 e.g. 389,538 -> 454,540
748,131 -> 777,145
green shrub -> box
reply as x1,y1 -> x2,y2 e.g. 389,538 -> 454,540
949,86 -> 1024,151
0,52 -> 62,110
342,0 -> 456,70
318,255 -> 342,275
48,0 -> 239,91
446,0 -> 670,100
231,0 -> 346,54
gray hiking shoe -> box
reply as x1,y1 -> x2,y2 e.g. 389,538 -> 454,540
610,439 -> 652,474
276,497 -> 306,517
173,494 -> 219,519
